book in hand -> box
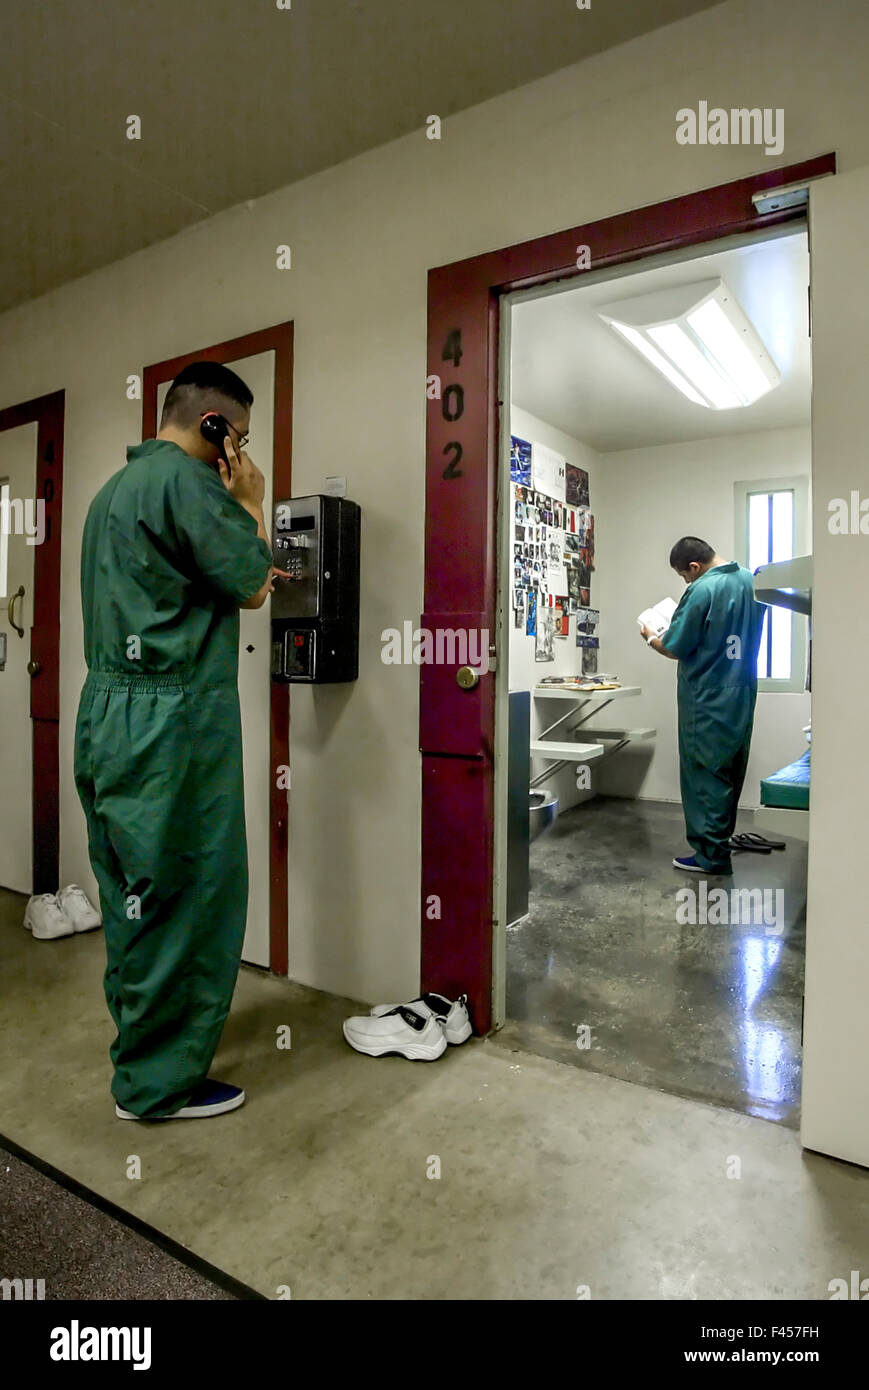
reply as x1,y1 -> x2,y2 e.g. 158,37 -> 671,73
637,596 -> 677,637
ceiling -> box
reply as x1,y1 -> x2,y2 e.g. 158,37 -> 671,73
0,0 -> 723,315
510,229 -> 811,452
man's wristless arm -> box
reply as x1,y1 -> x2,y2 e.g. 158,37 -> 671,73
239,500 -> 269,545
650,635 -> 679,660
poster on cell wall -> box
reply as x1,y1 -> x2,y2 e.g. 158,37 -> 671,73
531,442 -> 565,502
510,437 -> 532,486
535,604 -> 555,661
514,590 -> 526,629
565,462 -> 590,508
548,558 -> 568,596
526,589 -> 537,637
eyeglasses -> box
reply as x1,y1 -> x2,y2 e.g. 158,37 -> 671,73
228,423 -> 249,451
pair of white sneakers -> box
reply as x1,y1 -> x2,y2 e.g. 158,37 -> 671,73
24,886 -> 102,940
343,992 -> 472,1061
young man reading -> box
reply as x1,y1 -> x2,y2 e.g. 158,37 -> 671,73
640,536 -> 766,876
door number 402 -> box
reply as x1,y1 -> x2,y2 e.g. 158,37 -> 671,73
440,329 -> 464,479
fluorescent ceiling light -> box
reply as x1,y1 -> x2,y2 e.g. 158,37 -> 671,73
611,323 -> 708,407
648,323 -> 743,409
686,297 -> 774,404
599,278 -> 782,410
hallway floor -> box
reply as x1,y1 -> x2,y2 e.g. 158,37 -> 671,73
1,882 -> 865,1301
0,1140 -> 247,1299
497,797 -> 806,1126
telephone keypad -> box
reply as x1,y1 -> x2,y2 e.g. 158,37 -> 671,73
275,535 -> 305,580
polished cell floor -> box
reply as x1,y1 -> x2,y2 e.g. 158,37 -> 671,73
495,796 -> 807,1126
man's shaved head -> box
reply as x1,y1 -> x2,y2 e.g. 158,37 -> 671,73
160,361 -> 253,429
670,536 -> 715,572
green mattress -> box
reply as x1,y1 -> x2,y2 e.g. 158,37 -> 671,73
760,749 -> 810,811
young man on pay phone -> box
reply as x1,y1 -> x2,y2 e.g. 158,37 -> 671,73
74,360 -> 288,1121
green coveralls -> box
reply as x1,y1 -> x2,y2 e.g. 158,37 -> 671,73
74,439 -> 273,1117
660,562 -> 766,874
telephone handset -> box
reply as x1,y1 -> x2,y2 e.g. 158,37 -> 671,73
200,411 -> 231,465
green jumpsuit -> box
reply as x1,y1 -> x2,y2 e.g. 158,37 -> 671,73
74,439 -> 273,1118
660,562 -> 766,874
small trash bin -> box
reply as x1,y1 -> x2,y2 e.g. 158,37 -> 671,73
529,788 -> 558,841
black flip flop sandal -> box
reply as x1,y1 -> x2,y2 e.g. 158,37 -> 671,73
740,831 -> 786,851
730,832 -> 786,852
729,835 -> 772,853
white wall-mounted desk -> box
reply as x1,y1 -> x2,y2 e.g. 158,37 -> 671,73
530,739 -> 606,761
532,685 -> 642,703
529,685 -> 655,787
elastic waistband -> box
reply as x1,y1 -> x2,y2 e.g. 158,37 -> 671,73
85,670 -> 234,693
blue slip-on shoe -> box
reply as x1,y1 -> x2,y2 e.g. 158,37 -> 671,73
672,854 -> 732,875
673,855 -> 705,872
115,1079 -> 246,1120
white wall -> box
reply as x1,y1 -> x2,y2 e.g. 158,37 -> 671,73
594,426 -> 811,805
801,163 -> 869,1166
509,406 -> 601,814
1,0 -> 869,1017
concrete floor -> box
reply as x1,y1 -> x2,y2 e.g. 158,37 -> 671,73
496,797 -> 806,1126
1,884 -> 867,1300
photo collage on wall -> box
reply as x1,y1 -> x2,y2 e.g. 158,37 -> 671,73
510,435 -> 599,672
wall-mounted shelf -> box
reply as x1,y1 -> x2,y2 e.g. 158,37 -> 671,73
753,554 -> 812,615
533,685 -> 641,702
528,685 -> 655,788
586,727 -> 656,742
530,739 -> 605,761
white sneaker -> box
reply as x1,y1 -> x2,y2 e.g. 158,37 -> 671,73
57,884 -> 102,933
370,992 -> 472,1045
23,893 -> 75,940
343,1002 -> 447,1060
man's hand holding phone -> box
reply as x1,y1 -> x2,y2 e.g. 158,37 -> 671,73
220,435 -> 291,590
219,434 -> 265,509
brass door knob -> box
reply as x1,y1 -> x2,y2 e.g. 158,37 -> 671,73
456,666 -> 480,689
27,659 -> 41,677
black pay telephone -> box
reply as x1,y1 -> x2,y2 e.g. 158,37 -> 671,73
271,495 -> 361,683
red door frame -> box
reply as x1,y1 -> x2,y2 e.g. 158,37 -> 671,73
0,390 -> 64,894
422,153 -> 836,1036
142,323 -> 294,975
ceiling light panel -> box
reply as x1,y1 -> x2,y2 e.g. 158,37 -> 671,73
599,278 -> 782,410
